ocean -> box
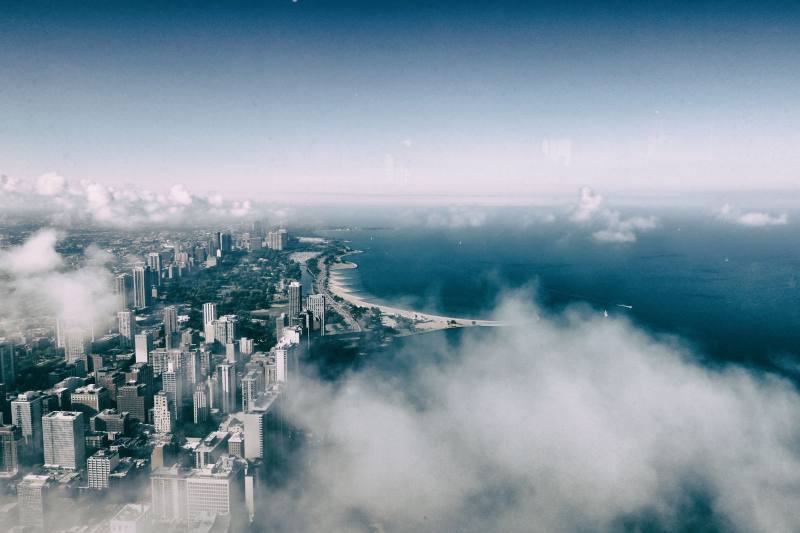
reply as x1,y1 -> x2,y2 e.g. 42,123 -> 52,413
320,211 -> 800,372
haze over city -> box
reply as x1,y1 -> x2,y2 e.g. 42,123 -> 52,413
0,2 -> 798,533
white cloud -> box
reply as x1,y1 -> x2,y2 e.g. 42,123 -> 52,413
0,229 -> 64,275
0,173 -> 266,227
718,203 -> 788,227
269,295 -> 800,532
35,172 -> 67,196
570,187 -> 657,243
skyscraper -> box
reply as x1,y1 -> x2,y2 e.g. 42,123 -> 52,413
134,332 -> 153,364
216,363 -> 237,414
132,263 -> 151,309
203,302 -> 218,326
115,273 -> 133,311
117,310 -> 135,349
147,252 -> 162,286
306,294 -> 326,335
0,341 -> 15,387
17,474 -> 55,530
88,449 -> 119,489
219,232 -> 233,253
63,326 -> 90,368
267,229 -> 288,250
288,281 -> 302,323
42,411 -> 85,470
117,384 -> 150,424
193,384 -> 209,424
214,315 -> 237,346
153,392 -> 173,434
0,424 -> 20,477
11,392 -> 43,463
164,305 -> 178,337
162,362 -> 184,422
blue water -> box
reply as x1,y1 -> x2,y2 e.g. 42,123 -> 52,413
321,212 -> 800,370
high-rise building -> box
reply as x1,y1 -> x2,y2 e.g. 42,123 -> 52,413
240,337 -> 254,355
132,263 -> 151,309
17,474 -> 56,530
117,310 -> 135,349
193,385 -> 209,425
153,392 -> 173,434
162,362 -> 184,422
213,315 -> 237,346
203,303 -> 218,343
241,371 -> 263,413
267,229 -> 288,251
306,294 -> 326,335
164,305 -> 178,338
42,411 -> 85,470
275,313 -> 288,342
288,281 -> 302,322
134,332 -> 153,364
11,391 -> 43,463
126,362 -> 154,394
150,466 -> 190,522
216,363 -> 237,414
70,384 -> 111,420
0,424 -> 20,477
117,384 -> 150,424
91,409 -> 131,437
109,503 -> 150,532
219,232 -> 233,254
147,252 -> 162,286
63,326 -> 90,368
0,341 -> 15,386
115,273 -> 133,311
88,449 -> 120,489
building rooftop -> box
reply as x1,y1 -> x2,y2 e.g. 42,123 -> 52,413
43,410 -> 82,420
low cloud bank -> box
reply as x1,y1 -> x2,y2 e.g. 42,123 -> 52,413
0,172 -> 256,227
717,203 -> 788,227
272,296 -> 800,532
570,187 -> 657,243
0,229 -> 116,334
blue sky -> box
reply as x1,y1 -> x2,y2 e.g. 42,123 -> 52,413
1,1 -> 798,198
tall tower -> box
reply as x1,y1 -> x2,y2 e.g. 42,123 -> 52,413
163,306 -> 178,337
0,424 -> 21,477
0,341 -> 15,387
153,392 -> 173,434
11,392 -> 44,463
162,362 -> 184,422
132,263 -> 151,309
288,281 -> 302,323
134,332 -> 153,364
147,252 -> 162,286
306,294 -> 326,335
193,384 -> 209,424
42,411 -> 85,470
216,363 -> 237,414
63,326 -> 90,368
117,310 -> 135,349
115,273 -> 133,311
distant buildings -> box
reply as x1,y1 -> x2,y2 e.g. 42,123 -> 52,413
42,411 -> 85,470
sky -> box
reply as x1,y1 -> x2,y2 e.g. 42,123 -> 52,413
1,1 -> 799,199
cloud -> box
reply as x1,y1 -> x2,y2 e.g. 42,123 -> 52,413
717,203 -> 788,227
425,207 -> 488,228
0,229 -> 64,275
0,173 -> 265,227
0,229 -> 116,336
268,295 -> 800,532
35,172 -> 67,196
570,187 -> 657,243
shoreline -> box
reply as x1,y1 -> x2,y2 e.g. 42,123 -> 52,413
327,254 -> 507,332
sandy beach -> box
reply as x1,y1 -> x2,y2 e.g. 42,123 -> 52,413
327,260 -> 506,331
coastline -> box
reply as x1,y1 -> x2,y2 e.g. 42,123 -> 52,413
327,253 -> 507,332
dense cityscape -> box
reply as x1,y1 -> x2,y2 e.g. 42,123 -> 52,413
0,221 -> 366,532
